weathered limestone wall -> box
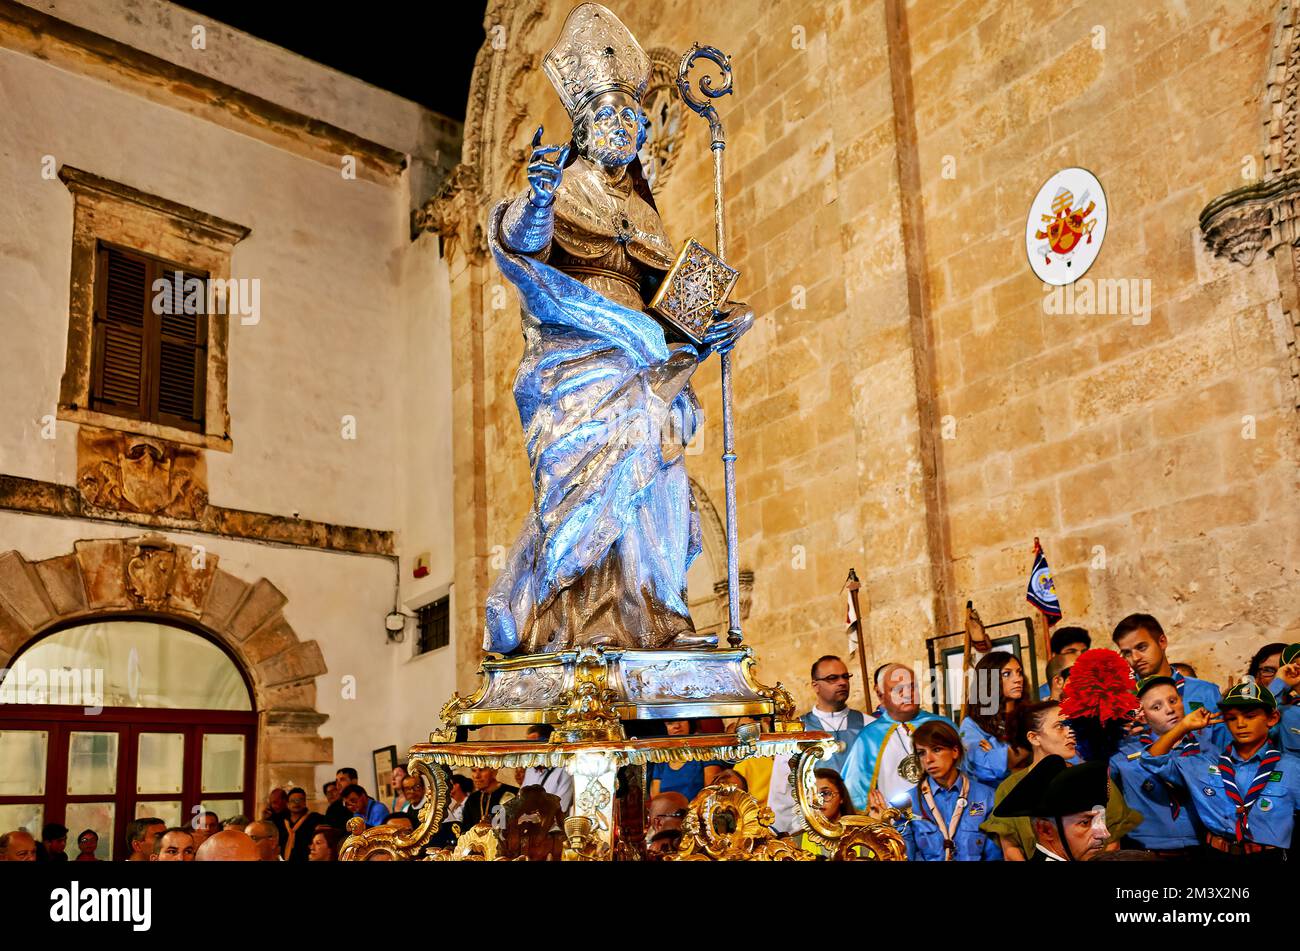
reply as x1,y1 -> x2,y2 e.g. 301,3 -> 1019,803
452,0 -> 1300,712
910,0 -> 1299,682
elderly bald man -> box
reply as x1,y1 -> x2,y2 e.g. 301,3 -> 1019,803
645,791 -> 689,846
245,820 -> 283,861
0,830 -> 38,861
194,829 -> 261,862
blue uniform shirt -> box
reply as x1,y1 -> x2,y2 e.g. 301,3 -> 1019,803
958,716 -> 1010,786
1268,680 -> 1300,755
799,709 -> 869,775
841,710 -> 953,810
1171,669 -> 1221,715
353,797 -> 390,829
899,772 -> 1002,861
1141,744 -> 1300,849
1110,735 -> 1204,849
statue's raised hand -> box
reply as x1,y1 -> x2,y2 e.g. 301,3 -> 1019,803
701,301 -> 755,356
527,125 -> 570,208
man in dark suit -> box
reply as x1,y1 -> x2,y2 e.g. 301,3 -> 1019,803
324,767 -> 359,831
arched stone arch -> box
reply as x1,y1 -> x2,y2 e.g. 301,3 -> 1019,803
689,477 -> 753,630
0,534 -> 331,803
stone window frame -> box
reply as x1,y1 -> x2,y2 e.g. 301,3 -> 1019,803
57,166 -> 250,452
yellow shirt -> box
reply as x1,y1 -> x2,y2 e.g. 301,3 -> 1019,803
733,757 -> 774,805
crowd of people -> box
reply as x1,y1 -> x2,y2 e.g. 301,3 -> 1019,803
2,612 -> 1296,863
776,613 -> 1300,861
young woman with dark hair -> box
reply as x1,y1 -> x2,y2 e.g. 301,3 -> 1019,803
980,700 -> 1141,860
898,720 -> 1001,861
794,768 -> 857,858
958,651 -> 1032,785
308,826 -> 344,862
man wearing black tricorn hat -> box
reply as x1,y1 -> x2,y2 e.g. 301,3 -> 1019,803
991,755 -> 1111,861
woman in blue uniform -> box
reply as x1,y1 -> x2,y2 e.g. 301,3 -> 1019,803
959,651 -> 1032,785
899,720 -> 1001,861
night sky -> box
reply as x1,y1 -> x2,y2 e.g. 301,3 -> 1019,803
170,1 -> 488,119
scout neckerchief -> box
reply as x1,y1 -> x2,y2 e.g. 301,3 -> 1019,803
283,812 -> 311,858
918,773 -> 969,861
1139,730 -> 1200,819
1218,746 -> 1282,842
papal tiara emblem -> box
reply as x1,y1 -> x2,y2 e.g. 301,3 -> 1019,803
543,3 -> 651,116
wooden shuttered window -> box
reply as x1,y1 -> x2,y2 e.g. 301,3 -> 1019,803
91,243 -> 208,432
416,597 -> 451,654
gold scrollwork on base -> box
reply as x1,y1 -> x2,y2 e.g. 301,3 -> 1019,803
740,652 -> 798,730
452,823 -> 500,861
669,783 -> 814,862
339,759 -> 449,861
790,739 -> 908,861
553,646 -> 623,742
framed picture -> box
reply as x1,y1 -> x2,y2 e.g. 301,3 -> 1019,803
372,745 -> 399,807
925,616 -> 1039,720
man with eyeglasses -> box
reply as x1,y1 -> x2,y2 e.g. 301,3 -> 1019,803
800,655 -> 871,773
644,791 -> 689,851
246,820 -> 283,861
766,655 -> 872,835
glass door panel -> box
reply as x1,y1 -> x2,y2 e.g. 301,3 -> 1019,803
64,801 -> 114,860
0,802 -> 43,838
67,731 -> 118,795
201,734 -> 245,793
0,730 -> 48,795
134,799 -> 182,828
201,799 -> 244,824
136,732 -> 184,794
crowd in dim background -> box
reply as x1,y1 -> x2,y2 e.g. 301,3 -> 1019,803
3,612 -> 1298,863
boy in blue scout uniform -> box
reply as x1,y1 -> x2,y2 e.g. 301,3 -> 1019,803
1267,644 -> 1300,755
1109,675 -> 1226,857
896,719 -> 1001,861
1038,626 -> 1091,699
1140,680 -> 1300,861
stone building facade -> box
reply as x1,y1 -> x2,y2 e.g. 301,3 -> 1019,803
426,0 -> 1300,713
0,0 -> 461,824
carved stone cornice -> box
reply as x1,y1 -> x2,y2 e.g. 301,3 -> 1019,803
0,472 -> 395,558
1199,170 -> 1300,266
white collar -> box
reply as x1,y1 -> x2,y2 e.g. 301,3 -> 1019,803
813,707 -> 852,727
1034,843 -> 1066,862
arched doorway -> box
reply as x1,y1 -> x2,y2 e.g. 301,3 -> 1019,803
0,617 -> 257,859
0,536 -> 335,857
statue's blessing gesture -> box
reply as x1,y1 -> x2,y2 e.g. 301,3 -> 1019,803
486,3 -> 752,656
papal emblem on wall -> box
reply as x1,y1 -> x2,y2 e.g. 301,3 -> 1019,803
1025,167 -> 1107,285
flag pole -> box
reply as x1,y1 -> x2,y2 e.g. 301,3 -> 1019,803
844,568 -> 870,709
1031,537 -> 1052,670
962,600 -> 990,712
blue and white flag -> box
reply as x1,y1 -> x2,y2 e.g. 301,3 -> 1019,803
1026,539 -> 1061,622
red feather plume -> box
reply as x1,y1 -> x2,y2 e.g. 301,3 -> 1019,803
1060,648 -> 1139,723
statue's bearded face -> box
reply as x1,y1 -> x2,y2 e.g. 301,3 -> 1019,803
577,91 -> 646,167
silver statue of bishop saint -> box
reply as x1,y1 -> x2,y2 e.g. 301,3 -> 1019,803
485,3 -> 752,656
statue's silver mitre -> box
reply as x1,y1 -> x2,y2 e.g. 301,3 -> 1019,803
543,3 -> 651,115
